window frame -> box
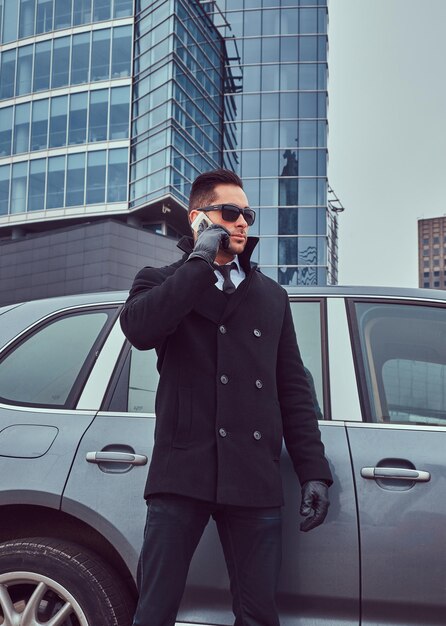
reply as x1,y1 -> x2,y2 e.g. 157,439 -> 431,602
0,304 -> 120,410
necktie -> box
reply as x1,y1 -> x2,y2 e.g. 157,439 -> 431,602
216,262 -> 237,294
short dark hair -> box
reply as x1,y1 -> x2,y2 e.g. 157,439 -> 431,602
189,169 -> 243,212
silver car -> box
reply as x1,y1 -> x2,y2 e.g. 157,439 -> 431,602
0,286 -> 445,626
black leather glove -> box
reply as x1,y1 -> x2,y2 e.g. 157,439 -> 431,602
187,224 -> 230,265
299,480 -> 329,532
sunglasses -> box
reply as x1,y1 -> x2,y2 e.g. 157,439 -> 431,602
199,204 -> 256,226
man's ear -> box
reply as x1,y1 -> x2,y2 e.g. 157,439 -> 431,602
189,209 -> 199,225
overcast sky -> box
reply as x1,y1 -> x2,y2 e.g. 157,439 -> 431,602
328,0 -> 446,287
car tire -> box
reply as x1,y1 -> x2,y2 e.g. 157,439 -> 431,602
0,537 -> 134,626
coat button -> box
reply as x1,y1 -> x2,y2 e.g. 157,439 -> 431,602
253,329 -> 261,337
219,428 -> 227,438
220,374 -> 229,384
253,430 -> 262,440
219,325 -> 227,334
255,379 -> 263,389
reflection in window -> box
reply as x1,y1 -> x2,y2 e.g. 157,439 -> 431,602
111,26 -> 132,77
11,161 -> 28,214
13,102 -> 30,154
16,45 -> 33,95
107,147 -> 128,202
68,92 -> 88,144
71,32 -> 90,84
52,37 -> 70,88
91,29 -> 110,81
66,152 -> 85,206
89,89 -> 108,141
73,0 -> 91,25
36,0 -> 53,34
33,41 -> 51,91
355,302 -> 446,425
0,166 -> 10,215
0,50 -> 16,100
0,312 -> 109,407
31,99 -> 49,150
54,0 -> 72,29
86,150 -> 106,204
47,155 -> 65,209
28,159 -> 46,211
0,107 -> 13,156
49,95 -> 68,148
19,0 -> 35,39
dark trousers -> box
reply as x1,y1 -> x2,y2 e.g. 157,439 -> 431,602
132,494 -> 282,626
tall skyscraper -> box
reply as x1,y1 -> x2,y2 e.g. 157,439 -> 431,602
418,216 -> 446,289
0,0 -> 337,305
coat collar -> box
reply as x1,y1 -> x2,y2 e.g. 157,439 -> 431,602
177,235 -> 259,275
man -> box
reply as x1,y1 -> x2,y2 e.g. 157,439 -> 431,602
120,169 -> 333,626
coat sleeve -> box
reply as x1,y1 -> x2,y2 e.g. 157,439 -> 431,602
120,258 -> 217,350
276,296 -> 333,486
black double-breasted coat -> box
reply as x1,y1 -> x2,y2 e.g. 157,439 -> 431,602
120,236 -> 332,507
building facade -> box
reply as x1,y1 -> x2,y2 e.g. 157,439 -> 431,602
418,216 -> 446,290
0,0 -> 336,306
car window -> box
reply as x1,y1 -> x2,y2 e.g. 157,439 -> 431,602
353,301 -> 446,425
0,310 -> 110,408
290,300 -> 324,418
128,346 -> 159,413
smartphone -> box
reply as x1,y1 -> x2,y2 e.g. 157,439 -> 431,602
191,212 -> 213,235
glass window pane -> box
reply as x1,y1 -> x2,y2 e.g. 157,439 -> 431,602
2,0 -> 19,43
91,29 -> 110,81
0,106 -> 13,156
0,312 -> 109,406
0,49 -> 16,100
109,86 -> 129,139
68,91 -> 87,144
280,63 -> 298,90
113,0 -> 132,18
71,32 -> 90,84
54,0 -> 72,29
49,95 -> 68,148
93,0 -> 110,21
36,0 -> 53,33
86,149 -> 106,204
127,346 -> 159,413
13,102 -> 30,154
66,152 -> 85,206
88,89 -> 108,141
290,301 -> 324,416
299,63 -> 317,90
107,147 -> 128,202
16,44 -> 33,95
28,158 -> 46,211
52,36 -> 70,88
111,25 -> 132,78
300,8 -> 318,34
33,40 -> 51,91
19,0 -> 36,38
47,154 -> 65,208
11,161 -> 28,214
31,98 -> 49,150
0,165 -> 10,215
73,0 -> 91,25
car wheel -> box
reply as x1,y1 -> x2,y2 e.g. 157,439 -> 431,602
0,537 -> 134,625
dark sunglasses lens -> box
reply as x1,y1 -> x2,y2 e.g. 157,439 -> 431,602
221,206 -> 256,225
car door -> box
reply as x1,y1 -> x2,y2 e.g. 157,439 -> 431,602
0,303 -> 118,508
346,298 -> 446,625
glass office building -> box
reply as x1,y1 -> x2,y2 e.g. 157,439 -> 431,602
0,0 -> 337,305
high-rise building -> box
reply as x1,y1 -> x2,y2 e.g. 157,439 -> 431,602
0,0 -> 337,305
418,216 -> 446,289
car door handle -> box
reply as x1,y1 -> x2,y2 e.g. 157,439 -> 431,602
361,467 -> 431,482
86,451 -> 148,466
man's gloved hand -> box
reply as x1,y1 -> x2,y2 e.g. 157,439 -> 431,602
187,224 -> 230,265
299,480 -> 329,532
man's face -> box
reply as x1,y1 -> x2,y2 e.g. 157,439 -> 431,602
189,184 -> 250,261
